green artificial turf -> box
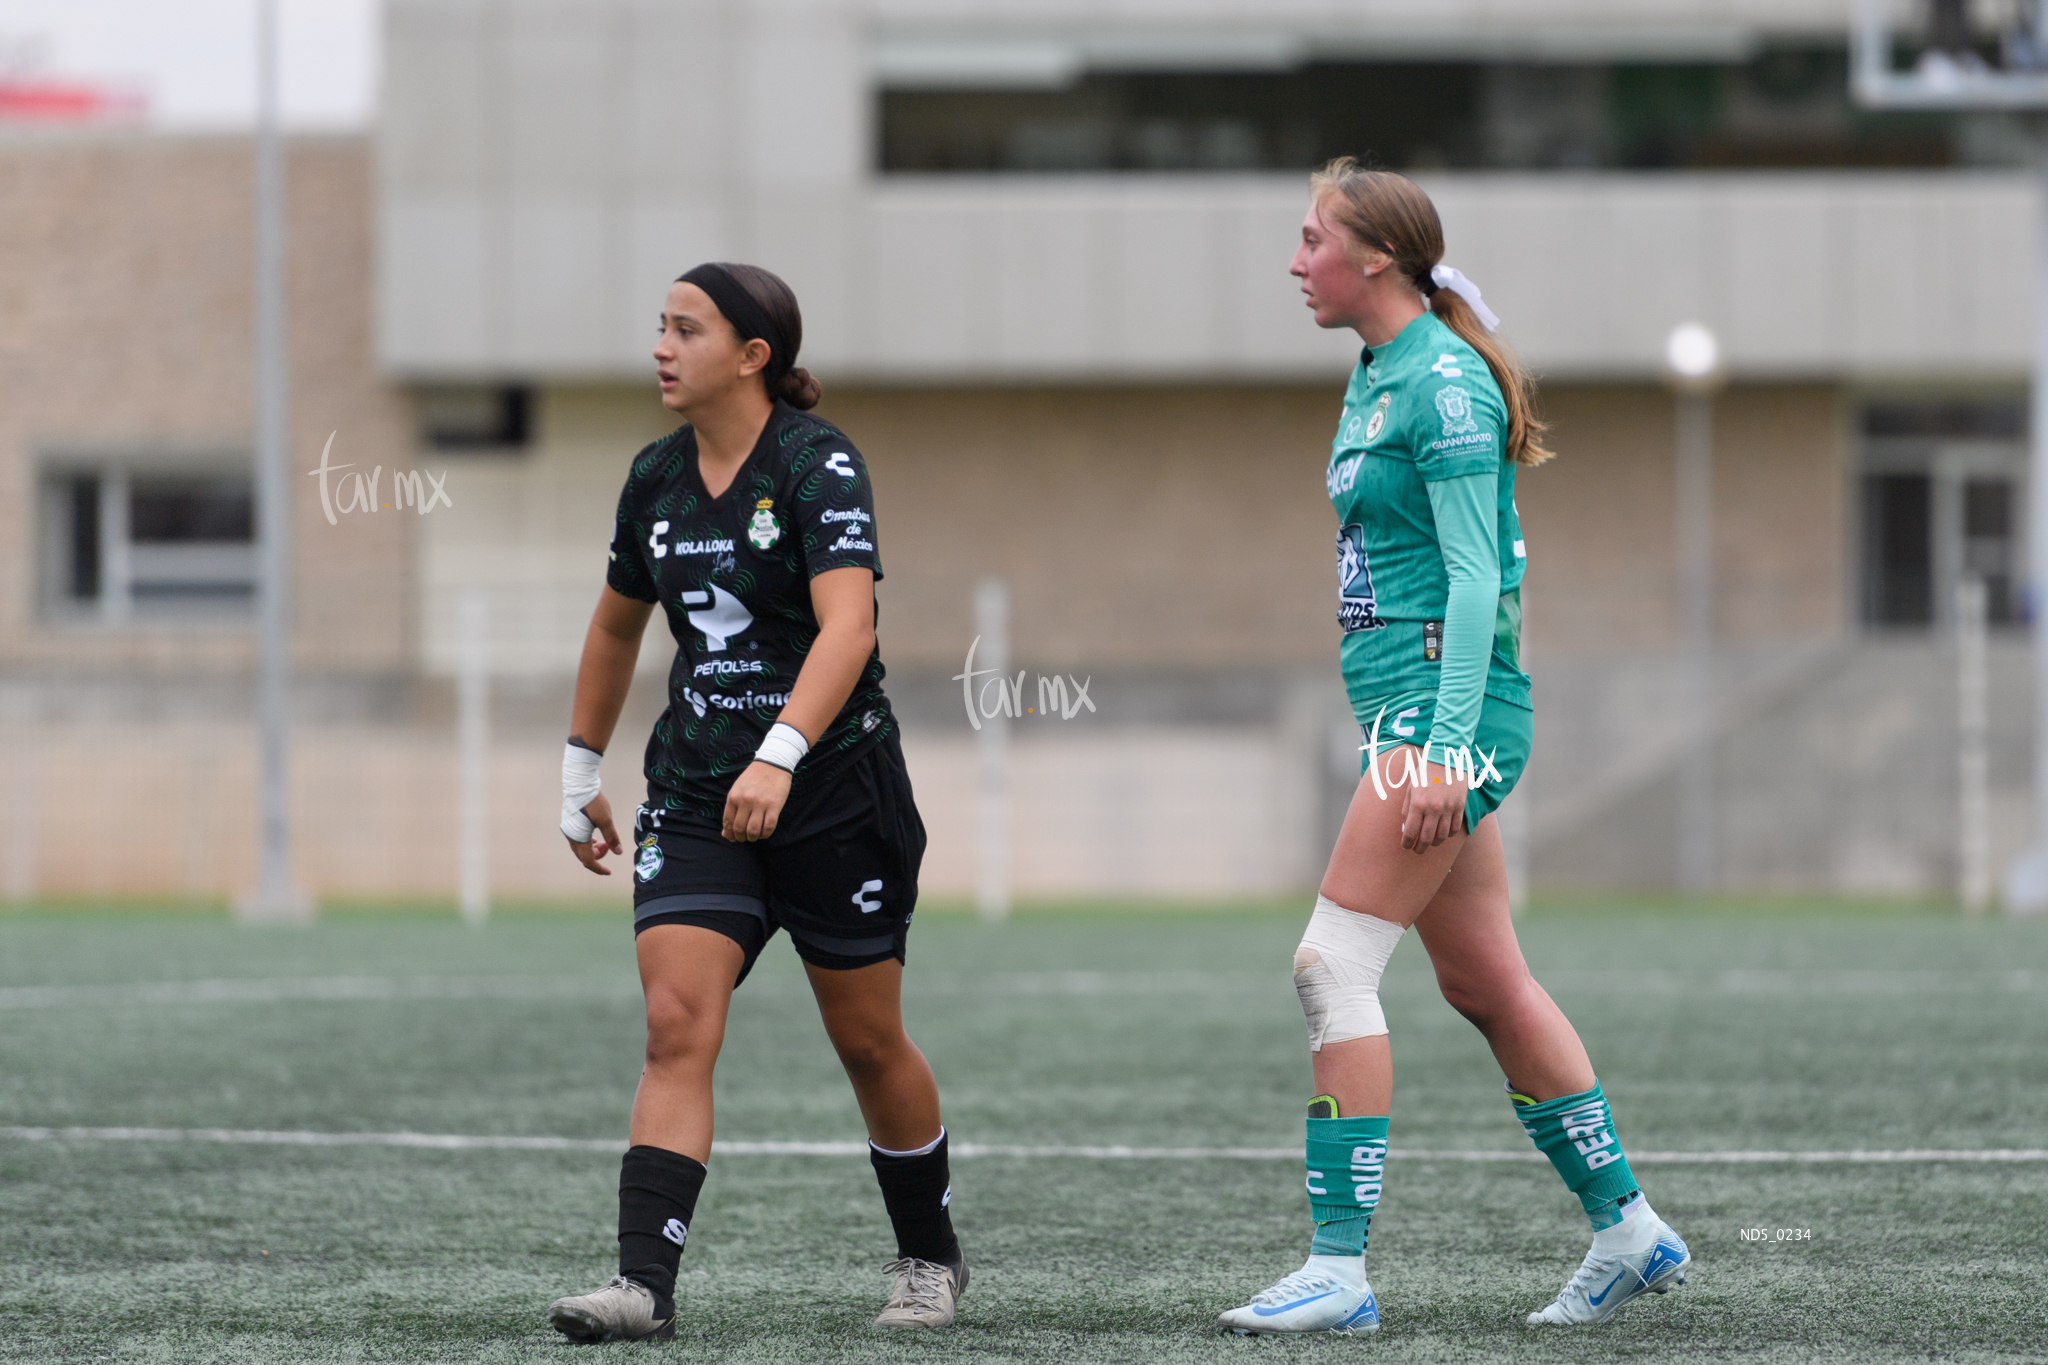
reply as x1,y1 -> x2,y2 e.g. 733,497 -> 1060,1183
2,905 -> 2045,1362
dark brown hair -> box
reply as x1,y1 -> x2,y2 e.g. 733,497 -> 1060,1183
1309,159 -> 1552,466
719,263 -> 821,410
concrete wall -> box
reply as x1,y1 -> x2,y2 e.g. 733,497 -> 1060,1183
416,377 -> 1854,678
0,134 -> 418,678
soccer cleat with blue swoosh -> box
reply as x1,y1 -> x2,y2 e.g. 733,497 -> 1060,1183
1215,1255 -> 1379,1336
1526,1198 -> 1690,1325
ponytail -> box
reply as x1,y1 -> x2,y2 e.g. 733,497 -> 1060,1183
1424,284 -> 1551,467
1310,158 -> 1553,467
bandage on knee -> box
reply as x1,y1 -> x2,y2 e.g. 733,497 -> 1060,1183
1294,894 -> 1405,1050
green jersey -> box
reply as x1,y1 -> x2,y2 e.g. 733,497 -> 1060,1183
1326,310 -> 1531,751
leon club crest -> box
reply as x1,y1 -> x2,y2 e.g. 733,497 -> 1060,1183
1365,392 -> 1391,442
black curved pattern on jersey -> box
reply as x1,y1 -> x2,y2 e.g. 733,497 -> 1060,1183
605,404 -> 893,823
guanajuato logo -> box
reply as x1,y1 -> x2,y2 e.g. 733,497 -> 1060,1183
1434,385 -> 1478,438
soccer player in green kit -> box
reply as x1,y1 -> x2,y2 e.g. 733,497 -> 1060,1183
1215,160 -> 1690,1336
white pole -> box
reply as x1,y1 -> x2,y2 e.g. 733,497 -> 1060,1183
1674,390 -> 1715,893
2003,133 -> 2048,916
458,588 -> 490,925
1,686 -> 34,902
238,0 -> 307,924
974,577 -> 1011,922
1958,576 -> 1991,915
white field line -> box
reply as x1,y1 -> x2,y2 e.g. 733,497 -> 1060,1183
0,977 -> 641,1009
0,969 -> 2042,1010
2,1126 -> 2044,1164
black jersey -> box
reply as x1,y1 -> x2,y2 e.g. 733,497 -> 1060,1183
606,401 -> 894,823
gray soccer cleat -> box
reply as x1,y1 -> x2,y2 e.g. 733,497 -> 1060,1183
873,1256 -> 968,1328
546,1275 -> 676,1343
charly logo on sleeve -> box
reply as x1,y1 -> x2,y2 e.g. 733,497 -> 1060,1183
1434,385 -> 1478,438
746,498 -> 781,550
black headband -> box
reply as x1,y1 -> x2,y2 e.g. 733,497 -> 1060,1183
678,263 -> 792,388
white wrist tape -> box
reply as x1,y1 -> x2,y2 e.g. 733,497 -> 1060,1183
1294,894 -> 1406,1051
753,721 -> 809,773
560,742 -> 603,842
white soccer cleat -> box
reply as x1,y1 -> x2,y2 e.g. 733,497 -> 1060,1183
546,1275 -> 676,1343
873,1256 -> 968,1328
1215,1255 -> 1380,1336
1526,1198 -> 1690,1326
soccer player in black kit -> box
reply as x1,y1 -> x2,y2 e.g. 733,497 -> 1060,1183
546,262 -> 965,1342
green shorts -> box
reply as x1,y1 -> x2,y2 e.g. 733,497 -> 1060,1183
1354,688 -> 1533,831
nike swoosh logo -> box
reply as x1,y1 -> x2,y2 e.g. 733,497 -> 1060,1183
1252,1291 -> 1337,1317
1588,1269 -> 1634,1306
1642,1244 -> 1686,1281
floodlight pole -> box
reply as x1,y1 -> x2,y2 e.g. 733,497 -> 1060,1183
1673,389 -> 1715,893
238,0 -> 309,924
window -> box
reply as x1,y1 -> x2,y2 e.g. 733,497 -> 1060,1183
1858,401 -> 2026,630
415,384 -> 531,450
40,464 -> 257,622
877,43 -> 2020,174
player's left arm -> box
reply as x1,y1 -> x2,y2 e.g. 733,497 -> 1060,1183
722,432 -> 882,843
1404,374 -> 1506,852
721,568 -> 875,842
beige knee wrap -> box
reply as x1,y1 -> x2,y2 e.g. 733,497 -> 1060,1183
1293,894 -> 1406,1051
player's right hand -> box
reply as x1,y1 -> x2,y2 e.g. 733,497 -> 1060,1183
568,791 -> 623,874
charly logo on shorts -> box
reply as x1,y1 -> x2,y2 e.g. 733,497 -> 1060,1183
747,498 -> 781,550
1365,392 -> 1391,442
635,834 -> 664,882
1435,385 -> 1478,438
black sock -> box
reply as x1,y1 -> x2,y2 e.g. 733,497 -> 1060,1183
869,1129 -> 959,1265
617,1145 -> 707,1306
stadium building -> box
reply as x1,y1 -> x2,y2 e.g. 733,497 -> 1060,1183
0,0 -> 2037,903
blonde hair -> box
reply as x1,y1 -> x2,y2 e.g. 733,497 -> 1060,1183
1309,158 -> 1553,466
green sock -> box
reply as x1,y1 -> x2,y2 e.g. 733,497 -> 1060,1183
1305,1102 -> 1388,1257
1510,1080 -> 1640,1230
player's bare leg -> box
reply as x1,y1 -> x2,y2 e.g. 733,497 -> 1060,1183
807,959 -> 965,1328
1415,819 -> 1689,1326
1220,752 -> 1461,1336
549,926 -> 742,1343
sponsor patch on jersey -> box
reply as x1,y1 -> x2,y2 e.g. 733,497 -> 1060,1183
1431,352 -> 1464,378
747,498 -> 782,550
635,834 -> 664,883
1435,385 -> 1478,438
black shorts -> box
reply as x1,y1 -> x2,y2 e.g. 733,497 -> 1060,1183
629,732 -> 927,985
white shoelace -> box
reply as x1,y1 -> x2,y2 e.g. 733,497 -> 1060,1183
883,1258 -> 953,1313
1556,1247 -> 1610,1305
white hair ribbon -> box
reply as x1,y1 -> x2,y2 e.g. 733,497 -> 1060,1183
1430,265 -> 1500,334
